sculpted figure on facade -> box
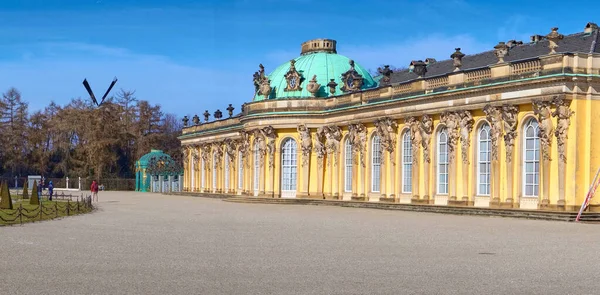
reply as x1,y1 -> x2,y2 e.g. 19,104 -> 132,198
297,124 -> 312,167
406,117 -> 422,165
212,142 -> 223,169
552,97 -> 574,163
458,111 -> 474,164
260,126 -> 277,169
238,130 -> 251,167
253,129 -> 267,168
224,138 -> 237,163
440,112 -> 460,163
314,127 -> 326,168
419,115 -> 433,163
182,146 -> 189,164
322,125 -> 342,166
483,105 -> 503,161
200,144 -> 210,170
348,123 -> 367,167
501,104 -> 519,163
533,100 -> 554,161
374,117 -> 398,160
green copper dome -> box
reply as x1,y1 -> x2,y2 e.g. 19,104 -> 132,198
137,149 -> 172,168
253,39 -> 378,101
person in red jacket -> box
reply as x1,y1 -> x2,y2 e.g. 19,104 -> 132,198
91,180 -> 99,202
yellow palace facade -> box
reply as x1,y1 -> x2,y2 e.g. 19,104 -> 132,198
180,23 -> 600,211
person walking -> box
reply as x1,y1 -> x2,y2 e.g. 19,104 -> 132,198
48,181 -> 54,201
37,180 -> 43,202
91,180 -> 99,202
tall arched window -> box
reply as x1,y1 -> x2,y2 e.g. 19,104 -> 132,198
523,119 -> 540,197
238,151 -> 243,190
371,135 -> 381,192
212,152 -> 217,190
344,138 -> 353,192
402,131 -> 412,193
281,138 -> 297,198
477,123 -> 491,196
437,128 -> 448,195
224,153 -> 230,191
254,143 -> 260,193
201,157 -> 205,189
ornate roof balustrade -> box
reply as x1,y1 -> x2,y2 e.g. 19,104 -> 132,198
181,52 -> 600,136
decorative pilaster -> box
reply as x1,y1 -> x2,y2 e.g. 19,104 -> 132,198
297,124 -> 312,197
483,105 -> 503,203
533,100 -> 554,205
348,123 -> 367,198
501,105 -> 519,204
440,112 -> 460,200
314,127 -> 326,198
458,111 -> 474,201
419,115 -> 433,200
552,97 -> 573,207
374,117 -> 398,198
323,125 -> 342,198
259,126 -> 276,197
407,117 -> 421,200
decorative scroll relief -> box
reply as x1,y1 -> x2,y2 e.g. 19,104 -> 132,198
458,111 -> 474,165
533,100 -> 554,161
374,117 -> 398,165
419,115 -> 433,163
348,123 -> 367,167
297,124 -> 312,167
501,105 -> 519,163
552,97 -> 574,163
440,112 -> 460,164
483,105 -> 503,161
406,117 -> 422,166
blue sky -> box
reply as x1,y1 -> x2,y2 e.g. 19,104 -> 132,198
0,0 -> 598,118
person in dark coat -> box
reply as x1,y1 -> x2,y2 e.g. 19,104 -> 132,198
48,181 -> 54,201
37,181 -> 43,201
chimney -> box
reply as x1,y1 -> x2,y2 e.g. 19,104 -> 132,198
506,40 -> 523,48
585,22 -> 599,34
530,35 -> 544,43
425,58 -> 437,65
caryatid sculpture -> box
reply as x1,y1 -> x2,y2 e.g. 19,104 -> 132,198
533,100 -> 554,161
297,124 -> 312,167
501,105 -> 519,163
419,115 -> 433,163
483,105 -> 503,161
552,97 -> 574,163
458,111 -> 474,164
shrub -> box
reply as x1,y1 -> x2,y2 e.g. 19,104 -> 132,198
30,180 -> 39,206
0,181 -> 13,210
22,181 -> 29,199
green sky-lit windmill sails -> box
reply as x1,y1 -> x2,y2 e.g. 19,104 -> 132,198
82,77 -> 118,107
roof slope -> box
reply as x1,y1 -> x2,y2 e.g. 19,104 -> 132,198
390,29 -> 600,84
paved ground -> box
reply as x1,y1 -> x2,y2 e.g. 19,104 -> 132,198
1,191 -> 599,295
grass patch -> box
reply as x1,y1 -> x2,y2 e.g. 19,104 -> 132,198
0,200 -> 93,226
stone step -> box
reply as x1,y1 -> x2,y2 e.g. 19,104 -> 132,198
223,197 -> 600,223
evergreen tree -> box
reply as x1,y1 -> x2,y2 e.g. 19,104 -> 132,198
30,180 -> 39,206
0,181 -> 13,209
0,87 -> 29,176
22,181 -> 29,199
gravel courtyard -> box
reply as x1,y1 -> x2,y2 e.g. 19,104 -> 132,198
1,191 -> 599,295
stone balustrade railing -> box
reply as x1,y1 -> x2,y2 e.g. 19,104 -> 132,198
181,52 -> 600,135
